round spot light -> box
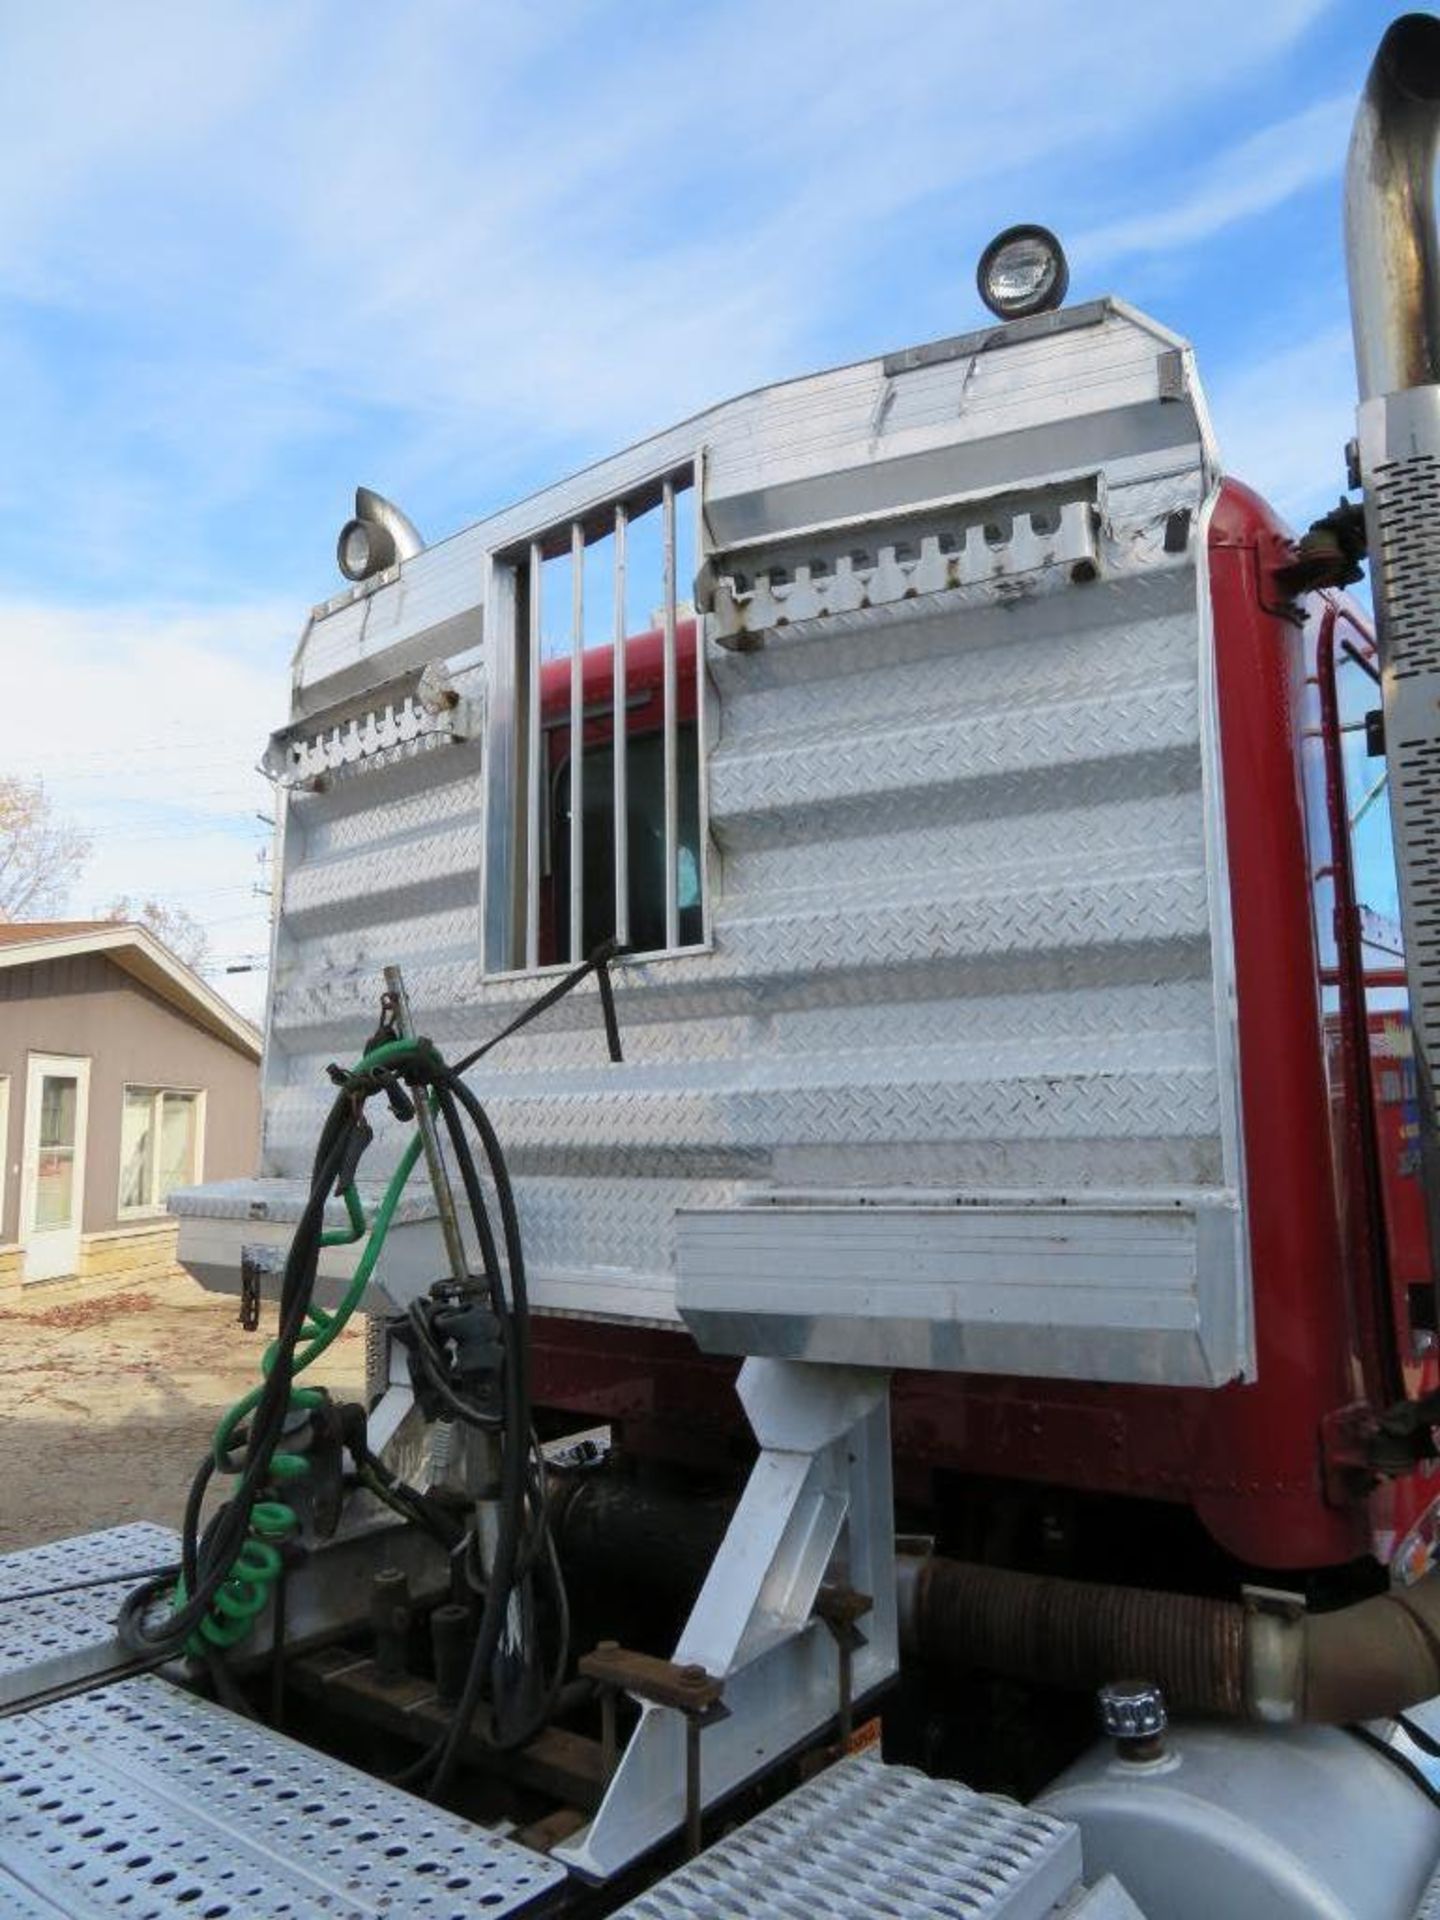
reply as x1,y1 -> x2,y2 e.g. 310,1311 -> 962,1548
976,225 -> 1069,321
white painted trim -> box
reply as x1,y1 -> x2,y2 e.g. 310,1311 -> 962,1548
0,926 -> 260,1059
20,1053 -> 92,1283
0,1073 -> 9,1236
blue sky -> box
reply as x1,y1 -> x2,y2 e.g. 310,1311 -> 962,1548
0,0 -> 1389,1013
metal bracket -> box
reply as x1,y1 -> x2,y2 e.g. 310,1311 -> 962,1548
1156,349 -> 1186,401
579,1644 -> 730,1858
813,1584 -> 872,1748
555,1358 -> 897,1881
239,1242 -> 281,1330
1320,1400 -> 1381,1501
239,1251 -> 263,1331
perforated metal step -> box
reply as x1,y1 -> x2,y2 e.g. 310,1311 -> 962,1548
0,1527 -> 566,1920
0,1523 -> 180,1673
2,1673 -> 567,1919
611,1751 -> 1086,1920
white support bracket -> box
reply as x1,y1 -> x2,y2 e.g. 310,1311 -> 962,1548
555,1358 -> 896,1881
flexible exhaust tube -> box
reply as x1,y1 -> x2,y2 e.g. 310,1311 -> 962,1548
1346,12 -> 1440,401
902,1554 -> 1440,1725
549,1471 -> 1440,1723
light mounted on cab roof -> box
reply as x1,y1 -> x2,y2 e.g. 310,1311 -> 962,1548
976,223 -> 1069,321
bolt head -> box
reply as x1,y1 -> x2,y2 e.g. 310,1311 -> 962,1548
1097,1679 -> 1167,1742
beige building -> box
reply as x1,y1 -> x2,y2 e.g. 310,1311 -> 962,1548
0,922 -> 260,1287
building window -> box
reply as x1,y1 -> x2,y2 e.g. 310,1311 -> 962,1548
119,1087 -> 203,1216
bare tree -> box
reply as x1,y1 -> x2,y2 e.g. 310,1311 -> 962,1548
103,896 -> 210,971
0,776 -> 90,921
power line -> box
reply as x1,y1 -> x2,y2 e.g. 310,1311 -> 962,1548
76,819 -> 267,843
97,885 -> 264,904
7,739 -> 267,767
40,773 -> 268,792
65,786 -> 269,807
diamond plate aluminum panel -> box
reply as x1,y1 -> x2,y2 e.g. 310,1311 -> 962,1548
0,1525 -> 179,1675
0,1671 -> 563,1919
170,1177 -> 436,1229
281,822 -> 483,921
712,567 -> 1194,748
261,726 -> 484,1169
708,681 -> 1199,824
726,800 -> 1204,919
177,300 -> 1250,1389
392,1063 -> 1222,1157
610,1752 -> 1082,1920
298,771 -> 481,857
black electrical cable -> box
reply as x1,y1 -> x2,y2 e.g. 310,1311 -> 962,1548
0,1565 -> 179,1607
404,1299 -> 505,1431
270,1557 -> 288,1730
387,1064 -> 535,1798
204,1641 -> 256,1720
450,939 -> 624,1077
117,1095 -> 361,1658
356,1466 -> 456,1546
319,976 -> 599,1784
113,1044 -> 538,1781
430,1069 -> 579,1764
110,966 -> 592,1774
424,1071 -> 573,1766
466,1436 -> 572,1754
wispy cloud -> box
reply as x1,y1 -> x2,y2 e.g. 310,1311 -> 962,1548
0,599 -> 289,1011
1208,323 -> 1358,526
0,0 -> 1337,595
1071,94 -> 1353,268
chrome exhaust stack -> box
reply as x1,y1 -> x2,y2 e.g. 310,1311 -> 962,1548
1346,12 -> 1440,402
1347,14 -> 1440,1210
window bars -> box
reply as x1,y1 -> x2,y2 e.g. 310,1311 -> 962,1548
494,464 -> 703,974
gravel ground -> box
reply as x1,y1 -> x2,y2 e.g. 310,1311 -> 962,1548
0,1265 -> 365,1552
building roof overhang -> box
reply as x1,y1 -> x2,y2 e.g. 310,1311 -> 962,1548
0,923 -> 261,1060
